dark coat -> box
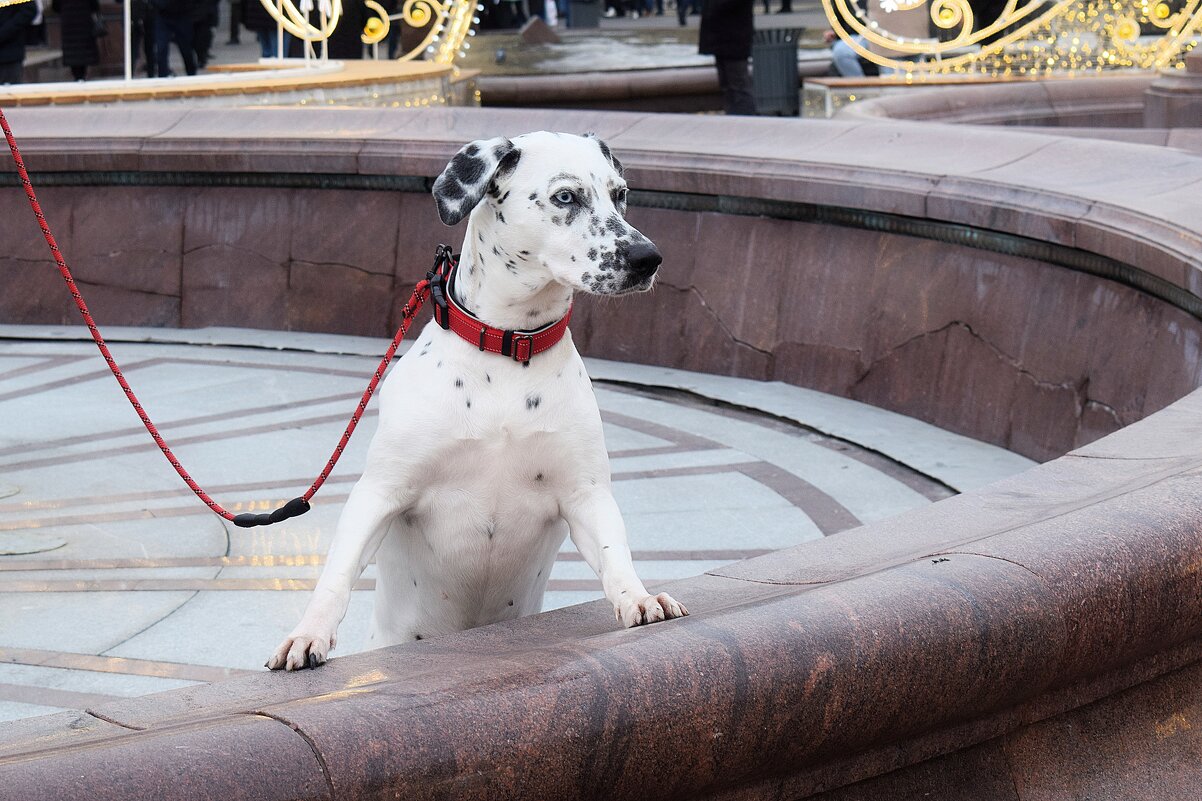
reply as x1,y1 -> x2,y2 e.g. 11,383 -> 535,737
698,0 -> 753,60
241,0 -> 276,32
0,0 -> 37,65
51,0 -> 101,67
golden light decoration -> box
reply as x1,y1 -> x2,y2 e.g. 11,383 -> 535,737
258,0 -> 343,42
257,0 -> 479,63
362,0 -> 390,44
822,0 -> 1202,77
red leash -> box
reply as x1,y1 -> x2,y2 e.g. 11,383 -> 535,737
0,107 -> 437,528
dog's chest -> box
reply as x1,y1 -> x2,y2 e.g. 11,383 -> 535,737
380,328 -> 604,516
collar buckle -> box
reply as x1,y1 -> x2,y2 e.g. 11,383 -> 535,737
501,330 -> 533,363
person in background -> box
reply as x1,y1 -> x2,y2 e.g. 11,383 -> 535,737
227,0 -> 241,43
0,0 -> 36,84
676,0 -> 699,26
698,0 -> 755,115
51,0 -> 100,81
193,0 -> 218,67
26,0 -> 46,46
824,29 -> 865,76
130,0 -> 158,75
152,0 -> 198,76
241,0 -> 280,57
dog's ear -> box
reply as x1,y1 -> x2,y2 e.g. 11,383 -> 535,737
584,132 -> 624,178
432,137 -> 521,226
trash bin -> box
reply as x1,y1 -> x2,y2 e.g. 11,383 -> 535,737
752,28 -> 802,116
569,0 -> 600,28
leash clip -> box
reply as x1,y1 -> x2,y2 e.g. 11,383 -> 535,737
429,244 -> 454,330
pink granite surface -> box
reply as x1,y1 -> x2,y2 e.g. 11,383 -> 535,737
4,107 -> 1202,460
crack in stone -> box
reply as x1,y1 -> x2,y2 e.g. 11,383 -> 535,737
655,279 -> 775,360
289,259 -> 392,280
852,319 -> 1126,434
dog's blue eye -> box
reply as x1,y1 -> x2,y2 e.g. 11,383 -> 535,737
554,190 -> 575,204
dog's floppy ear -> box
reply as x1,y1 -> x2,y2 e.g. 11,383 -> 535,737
585,132 -> 624,178
432,137 -> 521,226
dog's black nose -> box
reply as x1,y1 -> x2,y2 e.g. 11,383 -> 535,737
627,241 -> 662,279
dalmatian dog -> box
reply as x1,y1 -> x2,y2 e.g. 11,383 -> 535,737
268,131 -> 689,671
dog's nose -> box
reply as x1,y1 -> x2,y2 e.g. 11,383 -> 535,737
627,241 -> 662,278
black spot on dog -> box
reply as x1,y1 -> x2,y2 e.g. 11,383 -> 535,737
535,472 -> 544,481
455,378 -> 463,388
519,250 -> 530,256
526,394 -> 541,410
485,373 -> 491,383
495,146 -> 522,179
587,248 -> 598,261
570,256 -> 576,263
466,399 -> 472,408
551,217 -> 562,225
436,361 -> 442,368
500,191 -> 510,203
415,634 -> 424,640
581,271 -> 592,283
606,215 -> 626,235
496,210 -> 506,224
438,179 -> 466,200
413,579 -> 418,586
492,245 -> 501,257
528,192 -> 538,201
508,600 -> 514,606
451,151 -> 487,185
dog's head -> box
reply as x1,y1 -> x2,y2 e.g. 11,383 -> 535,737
432,131 -> 661,295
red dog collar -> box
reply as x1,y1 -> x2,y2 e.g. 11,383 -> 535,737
429,248 -> 572,364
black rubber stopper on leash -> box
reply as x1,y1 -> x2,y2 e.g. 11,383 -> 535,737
233,496 -> 311,528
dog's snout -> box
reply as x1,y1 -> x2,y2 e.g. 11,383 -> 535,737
627,242 -> 662,278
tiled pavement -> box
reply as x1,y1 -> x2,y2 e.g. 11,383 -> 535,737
0,325 -> 1033,723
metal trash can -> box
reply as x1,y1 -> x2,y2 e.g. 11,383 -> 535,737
569,0 -> 600,28
752,28 -> 802,116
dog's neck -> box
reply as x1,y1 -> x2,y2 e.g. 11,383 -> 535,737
453,225 -> 573,332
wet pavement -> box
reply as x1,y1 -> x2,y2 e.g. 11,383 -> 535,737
148,2 -> 835,78
0,324 -> 1033,723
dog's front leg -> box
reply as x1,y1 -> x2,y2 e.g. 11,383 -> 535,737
267,482 -> 400,670
562,488 -> 689,627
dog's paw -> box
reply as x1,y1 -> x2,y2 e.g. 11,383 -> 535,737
615,592 -> 689,628
266,631 -> 336,672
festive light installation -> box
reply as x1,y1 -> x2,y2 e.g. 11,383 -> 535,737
258,0 -> 480,62
822,0 -> 1202,77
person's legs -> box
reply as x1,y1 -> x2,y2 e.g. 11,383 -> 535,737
70,65 -> 87,80
830,36 -> 865,77
155,14 -> 173,75
716,58 -> 756,115
167,16 -> 199,74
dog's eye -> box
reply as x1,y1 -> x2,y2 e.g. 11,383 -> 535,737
554,190 -> 576,205
614,188 -> 628,205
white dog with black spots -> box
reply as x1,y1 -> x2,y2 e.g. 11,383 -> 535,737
268,131 -> 689,671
